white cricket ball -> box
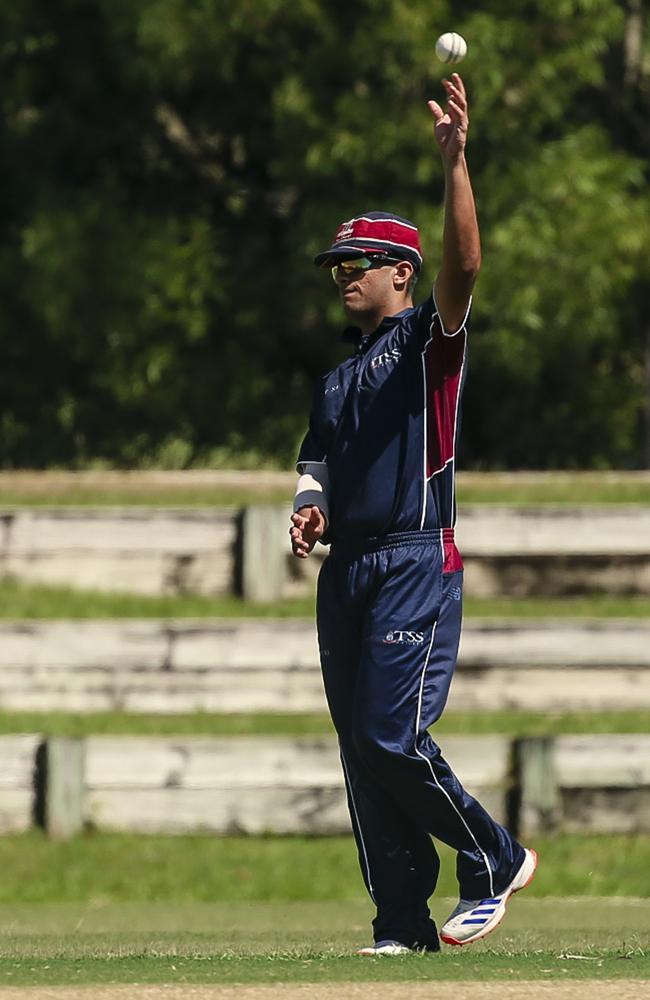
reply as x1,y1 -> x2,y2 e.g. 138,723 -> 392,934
435,32 -> 468,65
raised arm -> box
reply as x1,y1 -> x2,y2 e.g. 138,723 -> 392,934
428,73 -> 481,333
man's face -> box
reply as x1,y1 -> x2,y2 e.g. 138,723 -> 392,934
332,258 -> 401,319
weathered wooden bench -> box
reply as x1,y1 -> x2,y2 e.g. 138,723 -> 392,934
2,733 -> 649,838
0,734 -> 42,834
0,619 -> 648,714
518,734 -> 650,835
2,502 -> 650,598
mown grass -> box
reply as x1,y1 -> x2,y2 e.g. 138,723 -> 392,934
0,845 -> 647,984
0,947 -> 648,985
0,578 -> 648,619
455,472 -> 650,506
0,899 -> 647,984
0,470 -> 649,505
0,488 -> 287,507
0,833 -> 648,903
0,579 -> 306,619
1,951 -> 647,986
0,709 -> 648,738
2,897 -> 647,950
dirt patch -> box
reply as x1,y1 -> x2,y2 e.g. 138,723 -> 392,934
0,983 -> 643,1000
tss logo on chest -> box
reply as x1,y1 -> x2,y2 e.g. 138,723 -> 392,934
369,347 -> 401,370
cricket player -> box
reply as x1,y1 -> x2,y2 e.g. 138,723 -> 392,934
290,74 -> 537,954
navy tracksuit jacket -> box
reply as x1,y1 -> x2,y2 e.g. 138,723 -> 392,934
297,296 -> 524,949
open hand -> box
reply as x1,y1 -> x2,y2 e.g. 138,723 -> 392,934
428,73 -> 469,161
290,506 -> 327,559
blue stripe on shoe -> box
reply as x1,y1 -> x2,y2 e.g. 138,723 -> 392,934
461,918 -> 488,925
472,909 -> 497,915
479,898 -> 502,904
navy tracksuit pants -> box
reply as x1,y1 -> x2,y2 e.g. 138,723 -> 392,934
316,530 -> 524,948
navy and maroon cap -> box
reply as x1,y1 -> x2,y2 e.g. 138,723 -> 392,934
314,211 -> 423,272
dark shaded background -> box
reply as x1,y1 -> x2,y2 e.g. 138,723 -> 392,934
0,0 -> 648,469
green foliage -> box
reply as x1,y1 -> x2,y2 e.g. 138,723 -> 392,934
0,1 -> 647,467
469,127 -> 648,467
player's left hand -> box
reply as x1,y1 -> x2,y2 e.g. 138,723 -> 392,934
428,73 -> 468,161
290,505 -> 326,559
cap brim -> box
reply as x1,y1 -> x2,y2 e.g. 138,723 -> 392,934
314,242 -> 421,271
314,244 -> 379,267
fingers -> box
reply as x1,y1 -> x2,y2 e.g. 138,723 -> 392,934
290,527 -> 311,557
442,76 -> 468,118
428,74 -> 468,129
449,72 -> 466,98
307,507 -> 325,536
290,525 -> 305,544
447,99 -> 464,122
290,514 -> 307,554
292,540 -> 311,558
290,512 -> 315,557
427,99 -> 445,122
290,506 -> 325,558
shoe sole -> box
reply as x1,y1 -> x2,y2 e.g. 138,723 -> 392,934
440,848 -> 538,947
357,945 -> 412,956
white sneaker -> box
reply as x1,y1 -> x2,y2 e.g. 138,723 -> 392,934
440,847 -> 538,946
358,939 -> 413,956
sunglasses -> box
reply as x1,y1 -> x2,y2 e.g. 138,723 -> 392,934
330,255 -> 400,282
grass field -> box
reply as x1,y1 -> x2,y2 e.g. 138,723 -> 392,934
0,836 -> 647,987
0,899 -> 647,985
0,469 -> 649,505
0,471 -> 646,992
1,833 -> 649,903
0,579 -> 648,619
0,709 -> 648,738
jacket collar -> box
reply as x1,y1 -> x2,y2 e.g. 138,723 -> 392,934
340,307 -> 413,353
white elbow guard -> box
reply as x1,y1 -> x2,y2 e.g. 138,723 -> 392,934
294,462 -> 330,523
